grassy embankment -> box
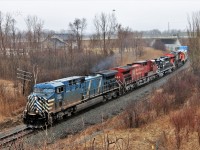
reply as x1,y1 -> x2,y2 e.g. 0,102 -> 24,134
45,67 -> 200,150
0,80 -> 26,128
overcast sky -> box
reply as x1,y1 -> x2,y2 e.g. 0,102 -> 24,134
0,0 -> 200,33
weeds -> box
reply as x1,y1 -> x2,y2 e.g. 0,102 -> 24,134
117,70 -> 200,149
151,92 -> 170,116
0,82 -> 26,120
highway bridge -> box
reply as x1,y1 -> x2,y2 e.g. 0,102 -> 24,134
142,36 -> 188,51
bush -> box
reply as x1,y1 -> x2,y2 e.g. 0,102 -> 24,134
163,71 -> 194,107
170,107 -> 197,149
0,82 -> 26,118
122,99 -> 153,129
151,92 -> 170,116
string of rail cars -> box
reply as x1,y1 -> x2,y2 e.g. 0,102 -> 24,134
23,46 -> 188,128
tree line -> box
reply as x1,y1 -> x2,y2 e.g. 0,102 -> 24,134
0,11 -> 146,95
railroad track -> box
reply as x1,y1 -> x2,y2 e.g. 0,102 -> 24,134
0,124 -> 34,148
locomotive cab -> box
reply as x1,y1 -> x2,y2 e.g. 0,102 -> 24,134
23,83 -> 57,127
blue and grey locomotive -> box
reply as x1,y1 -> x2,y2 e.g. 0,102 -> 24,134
23,70 -> 119,128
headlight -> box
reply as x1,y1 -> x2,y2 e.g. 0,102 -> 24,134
24,109 -> 27,113
35,109 -> 39,114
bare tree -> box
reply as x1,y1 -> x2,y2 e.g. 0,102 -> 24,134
34,17 -> 44,51
117,24 -> 131,64
25,15 -> 44,52
0,12 -> 13,57
69,18 -> 87,52
187,11 -> 200,75
66,33 -> 75,69
15,31 -> 24,56
0,11 -> 3,54
4,13 -> 12,52
33,65 -> 39,85
8,18 -> 17,57
129,31 -> 144,58
25,15 -> 33,50
93,12 -> 117,56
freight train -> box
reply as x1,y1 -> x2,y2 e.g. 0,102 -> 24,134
23,47 -> 188,128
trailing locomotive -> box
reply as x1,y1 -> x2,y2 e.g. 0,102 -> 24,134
23,47 -> 188,128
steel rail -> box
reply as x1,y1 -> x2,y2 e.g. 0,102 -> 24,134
0,124 -> 34,147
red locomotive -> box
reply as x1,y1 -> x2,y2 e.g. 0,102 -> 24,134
128,60 -> 157,85
111,66 -> 133,91
112,60 -> 159,91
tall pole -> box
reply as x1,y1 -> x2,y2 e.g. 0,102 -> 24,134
168,22 -> 170,35
17,68 -> 32,95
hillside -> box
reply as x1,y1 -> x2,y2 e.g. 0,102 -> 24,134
0,80 -> 25,130
54,107 -> 200,150
46,67 -> 200,150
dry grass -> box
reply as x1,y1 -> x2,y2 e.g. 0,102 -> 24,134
41,71 -> 200,150
0,80 -> 26,123
7,70 -> 200,149
139,47 -> 168,60
120,47 -> 166,66
45,108 -> 200,150
9,108 -> 200,149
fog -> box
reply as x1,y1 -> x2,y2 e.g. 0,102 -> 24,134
0,0 -> 200,32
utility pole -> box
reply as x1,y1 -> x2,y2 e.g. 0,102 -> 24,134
17,68 -> 32,95
168,22 -> 170,36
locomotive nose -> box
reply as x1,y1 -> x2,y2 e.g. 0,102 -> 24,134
26,95 -> 41,114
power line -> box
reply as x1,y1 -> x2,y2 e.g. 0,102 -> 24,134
17,68 -> 32,95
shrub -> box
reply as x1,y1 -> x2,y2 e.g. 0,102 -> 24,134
0,82 -> 26,118
163,71 -> 194,107
151,92 -> 170,116
170,107 -> 197,149
122,99 -> 153,129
